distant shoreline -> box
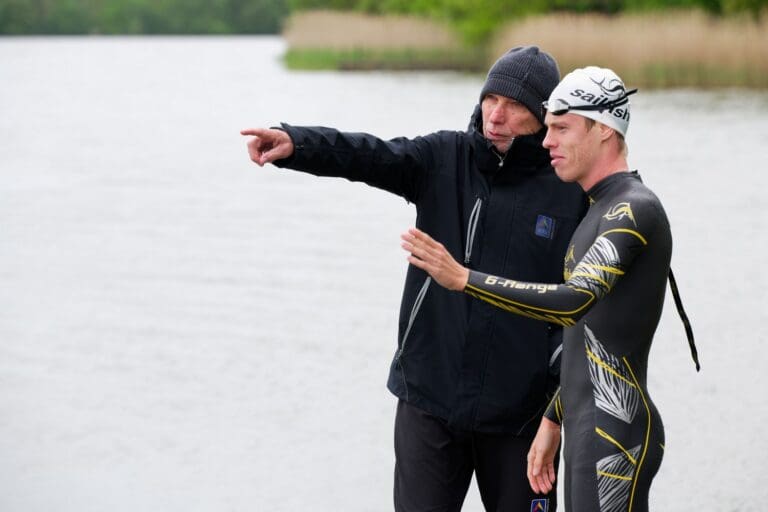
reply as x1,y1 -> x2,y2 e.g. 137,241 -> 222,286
283,10 -> 768,88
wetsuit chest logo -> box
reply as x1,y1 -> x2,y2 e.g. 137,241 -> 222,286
535,214 -> 555,239
603,202 -> 637,226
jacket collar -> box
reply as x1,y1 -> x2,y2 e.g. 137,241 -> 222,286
468,104 -> 550,175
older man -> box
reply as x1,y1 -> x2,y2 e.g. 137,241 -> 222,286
402,66 -> 698,512
242,47 -> 585,512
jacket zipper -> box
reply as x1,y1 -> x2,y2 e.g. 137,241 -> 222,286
396,276 -> 432,401
397,276 -> 431,361
464,197 -> 483,264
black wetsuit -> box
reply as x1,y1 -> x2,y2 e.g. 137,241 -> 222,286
465,171 -> 668,512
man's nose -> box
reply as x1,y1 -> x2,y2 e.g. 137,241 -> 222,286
488,104 -> 505,123
542,130 -> 554,148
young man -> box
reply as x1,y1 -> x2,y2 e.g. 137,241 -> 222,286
242,47 -> 586,511
402,66 -> 695,512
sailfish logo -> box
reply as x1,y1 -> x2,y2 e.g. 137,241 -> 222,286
603,202 -> 636,226
590,75 -> 626,98
531,498 -> 549,512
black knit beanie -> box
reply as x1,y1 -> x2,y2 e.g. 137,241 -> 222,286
479,46 -> 560,124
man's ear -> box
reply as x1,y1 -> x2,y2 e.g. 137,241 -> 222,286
598,123 -> 615,142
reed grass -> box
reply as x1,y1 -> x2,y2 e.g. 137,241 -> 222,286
492,11 -> 768,88
284,47 -> 486,71
282,9 -> 768,87
283,10 -> 487,71
284,10 -> 460,51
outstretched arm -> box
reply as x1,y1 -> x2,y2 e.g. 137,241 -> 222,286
242,125 -> 434,202
402,219 -> 649,326
401,227 -> 592,326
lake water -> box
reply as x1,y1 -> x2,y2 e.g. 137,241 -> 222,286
1,36 -> 767,511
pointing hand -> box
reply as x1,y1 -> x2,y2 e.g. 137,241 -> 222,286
240,127 -> 294,166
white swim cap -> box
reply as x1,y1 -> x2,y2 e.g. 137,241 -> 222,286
544,66 -> 636,137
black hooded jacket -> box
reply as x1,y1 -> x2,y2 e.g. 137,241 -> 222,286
274,106 -> 586,434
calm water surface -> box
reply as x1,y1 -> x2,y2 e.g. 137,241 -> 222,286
1,36 -> 767,511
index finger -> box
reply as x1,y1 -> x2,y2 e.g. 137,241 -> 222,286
240,127 -> 271,137
408,227 -> 440,246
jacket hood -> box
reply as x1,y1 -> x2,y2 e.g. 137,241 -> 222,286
468,103 -> 551,174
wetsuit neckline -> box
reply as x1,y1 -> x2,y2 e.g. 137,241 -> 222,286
586,170 -> 641,202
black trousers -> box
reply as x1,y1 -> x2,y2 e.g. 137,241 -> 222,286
394,400 -> 558,512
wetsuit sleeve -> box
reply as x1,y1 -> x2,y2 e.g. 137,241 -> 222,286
546,326 -> 563,399
272,124 -> 435,203
464,201 -> 653,327
543,387 -> 563,425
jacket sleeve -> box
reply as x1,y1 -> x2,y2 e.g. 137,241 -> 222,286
273,124 -> 435,203
463,200 -> 656,327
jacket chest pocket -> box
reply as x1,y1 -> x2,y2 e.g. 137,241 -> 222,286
515,203 -> 560,243
505,204 -> 580,281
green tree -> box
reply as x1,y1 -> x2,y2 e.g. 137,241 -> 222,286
0,0 -> 39,33
0,0 -> 289,34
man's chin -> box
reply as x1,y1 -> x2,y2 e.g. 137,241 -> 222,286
491,141 -> 513,153
554,167 -> 576,183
